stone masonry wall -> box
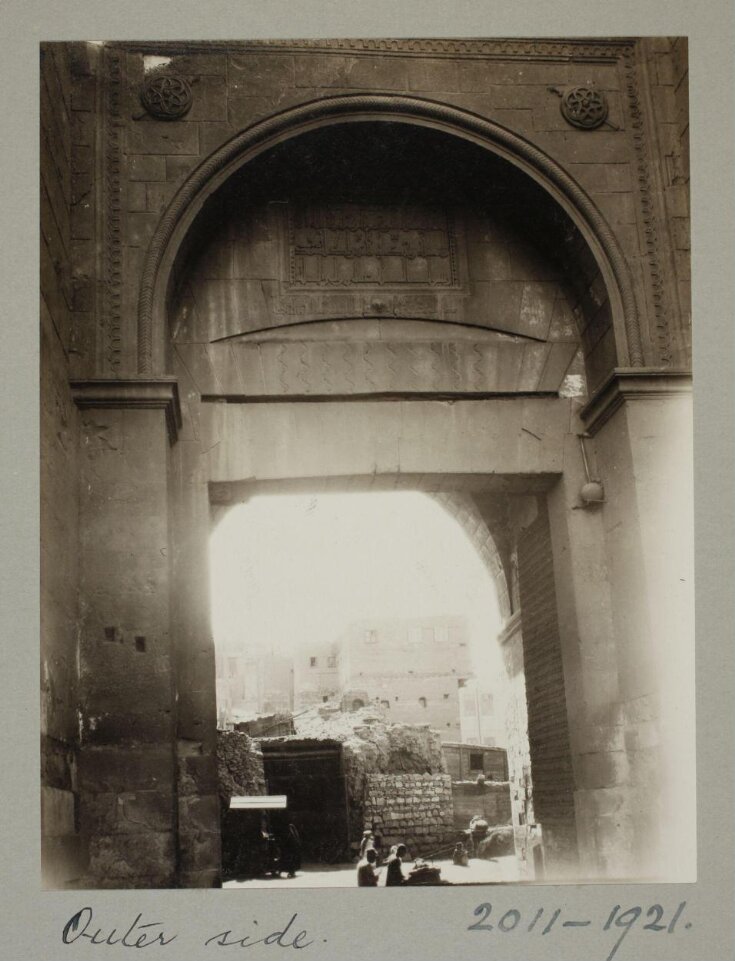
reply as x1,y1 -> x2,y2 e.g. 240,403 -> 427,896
69,39 -> 691,383
40,42 -> 83,889
364,773 -> 454,856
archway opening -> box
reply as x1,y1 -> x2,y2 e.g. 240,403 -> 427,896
169,119 -> 619,396
209,489 -> 526,886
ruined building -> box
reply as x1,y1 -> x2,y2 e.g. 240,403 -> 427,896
41,38 -> 693,888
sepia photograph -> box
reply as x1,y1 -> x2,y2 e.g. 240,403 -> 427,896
40,36 -> 696,893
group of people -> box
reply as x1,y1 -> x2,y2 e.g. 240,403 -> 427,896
356,831 -> 409,887
259,818 -> 303,879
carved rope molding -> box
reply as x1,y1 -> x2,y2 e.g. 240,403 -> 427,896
120,38 -> 631,61
136,94 -> 645,374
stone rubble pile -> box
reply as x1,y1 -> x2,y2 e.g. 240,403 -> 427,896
216,730 -> 266,810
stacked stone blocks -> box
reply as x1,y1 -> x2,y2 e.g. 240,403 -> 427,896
364,773 -> 455,855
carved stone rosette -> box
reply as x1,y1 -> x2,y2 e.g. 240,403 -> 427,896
140,74 -> 193,120
560,85 -> 609,129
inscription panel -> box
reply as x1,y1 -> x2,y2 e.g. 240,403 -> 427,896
287,204 -> 460,289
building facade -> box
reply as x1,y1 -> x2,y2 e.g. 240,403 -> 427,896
336,616 -> 473,740
41,38 -> 693,888
292,642 -> 340,710
216,648 -> 293,725
458,678 -> 504,747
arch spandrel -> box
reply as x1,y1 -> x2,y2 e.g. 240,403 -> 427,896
140,94 -> 643,382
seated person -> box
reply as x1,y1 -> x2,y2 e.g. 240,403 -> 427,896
385,844 -> 408,886
452,841 -> 469,866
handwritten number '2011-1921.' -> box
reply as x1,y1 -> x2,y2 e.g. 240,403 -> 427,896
468,900 -> 689,961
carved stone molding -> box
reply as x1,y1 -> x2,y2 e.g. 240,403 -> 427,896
119,38 -> 633,62
137,94 -> 643,374
70,378 -> 183,444
102,46 -> 124,372
579,367 -> 692,436
622,45 -> 673,366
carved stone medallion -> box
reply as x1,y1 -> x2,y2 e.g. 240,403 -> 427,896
140,74 -> 193,120
560,85 -> 609,130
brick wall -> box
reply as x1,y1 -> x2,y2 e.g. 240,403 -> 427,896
363,773 -> 454,856
517,500 -> 577,868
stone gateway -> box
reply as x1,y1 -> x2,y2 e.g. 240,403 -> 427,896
40,37 -> 693,889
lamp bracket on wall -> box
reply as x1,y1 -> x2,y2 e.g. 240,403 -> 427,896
572,432 -> 605,508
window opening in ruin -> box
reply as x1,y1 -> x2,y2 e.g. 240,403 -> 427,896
419,697 -> 427,708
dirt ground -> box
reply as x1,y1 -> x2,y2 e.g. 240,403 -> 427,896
223,855 -> 520,888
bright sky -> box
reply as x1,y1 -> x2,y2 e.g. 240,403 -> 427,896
210,491 -> 503,685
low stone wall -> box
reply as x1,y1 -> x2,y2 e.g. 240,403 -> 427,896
451,780 -> 513,831
364,773 -> 455,856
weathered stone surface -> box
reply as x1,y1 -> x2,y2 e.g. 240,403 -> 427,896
126,120 -> 199,155
81,790 -> 174,835
88,832 -> 176,882
79,746 -> 174,793
41,786 -> 76,837
216,731 -> 266,806
128,154 -> 166,181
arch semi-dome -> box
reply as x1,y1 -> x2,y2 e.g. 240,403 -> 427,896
138,94 -> 643,377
